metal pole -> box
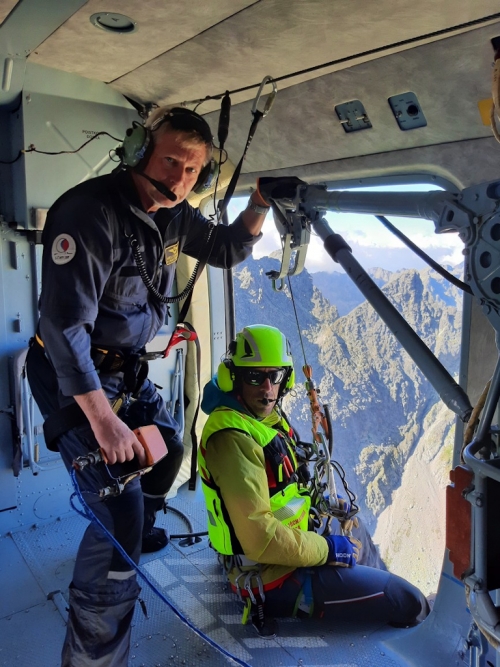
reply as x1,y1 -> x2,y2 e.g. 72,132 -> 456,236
303,187 -> 456,223
312,215 -> 472,421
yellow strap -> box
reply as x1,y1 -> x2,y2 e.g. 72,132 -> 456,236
36,334 -> 110,358
241,598 -> 252,625
278,463 -> 283,483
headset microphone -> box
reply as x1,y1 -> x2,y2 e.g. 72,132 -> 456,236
260,398 -> 278,405
137,172 -> 177,202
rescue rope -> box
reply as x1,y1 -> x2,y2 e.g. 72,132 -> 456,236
286,276 -> 308,368
285,273 -> 359,533
69,469 -> 252,667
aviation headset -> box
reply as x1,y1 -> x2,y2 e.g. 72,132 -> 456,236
217,325 -> 295,398
118,107 -> 219,195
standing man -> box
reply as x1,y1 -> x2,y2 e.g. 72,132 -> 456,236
199,324 -> 429,631
26,107 -> 270,666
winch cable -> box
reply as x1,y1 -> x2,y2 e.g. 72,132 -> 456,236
286,271 -> 358,529
69,469 -> 251,667
375,215 -> 473,294
286,275 -> 309,369
286,275 -> 330,449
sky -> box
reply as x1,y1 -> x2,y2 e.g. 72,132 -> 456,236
226,184 -> 465,274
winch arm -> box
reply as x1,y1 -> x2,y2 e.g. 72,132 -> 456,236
266,177 -> 500,335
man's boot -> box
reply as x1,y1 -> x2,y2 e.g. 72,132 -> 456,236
142,496 -> 169,553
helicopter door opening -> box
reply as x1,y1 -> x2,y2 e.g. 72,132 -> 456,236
227,179 -> 465,599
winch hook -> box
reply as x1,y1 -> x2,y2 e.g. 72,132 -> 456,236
252,76 -> 277,118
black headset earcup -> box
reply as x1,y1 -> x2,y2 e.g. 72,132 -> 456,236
119,122 -> 151,168
217,361 -> 234,392
193,158 -> 219,195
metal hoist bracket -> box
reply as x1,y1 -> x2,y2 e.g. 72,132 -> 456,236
265,203 -> 311,291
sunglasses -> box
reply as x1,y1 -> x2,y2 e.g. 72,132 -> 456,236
241,368 -> 287,386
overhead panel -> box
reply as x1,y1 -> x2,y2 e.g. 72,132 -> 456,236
0,1 -> 90,56
110,0 -> 500,110
201,24 -> 499,174
28,0 -> 256,82
0,0 -> 90,107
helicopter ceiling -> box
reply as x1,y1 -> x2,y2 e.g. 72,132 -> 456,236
1,1 -> 500,174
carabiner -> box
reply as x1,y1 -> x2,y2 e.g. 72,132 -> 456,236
251,75 -> 277,118
271,277 -> 286,292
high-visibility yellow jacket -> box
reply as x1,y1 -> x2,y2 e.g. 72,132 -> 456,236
199,392 -> 328,590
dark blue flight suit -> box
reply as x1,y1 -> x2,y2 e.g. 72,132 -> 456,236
26,170 -> 260,667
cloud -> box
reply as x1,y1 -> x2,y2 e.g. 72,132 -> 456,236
252,216 -> 464,274
229,189 -> 465,274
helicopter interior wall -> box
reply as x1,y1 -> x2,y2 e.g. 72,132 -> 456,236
19,63 -> 138,219
0,67 -> 154,532
237,135 -> 500,192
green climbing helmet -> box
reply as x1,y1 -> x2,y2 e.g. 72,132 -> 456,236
217,324 -> 295,394
231,325 -> 293,368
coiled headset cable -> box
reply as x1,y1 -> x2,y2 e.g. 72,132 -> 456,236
126,223 -> 215,305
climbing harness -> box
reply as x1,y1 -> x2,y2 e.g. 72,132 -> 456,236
234,569 -> 277,638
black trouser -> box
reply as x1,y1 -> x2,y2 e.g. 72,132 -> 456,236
26,342 -> 184,667
264,565 -> 428,626
256,520 -> 427,627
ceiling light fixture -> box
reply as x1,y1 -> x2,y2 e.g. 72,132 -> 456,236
89,12 -> 137,34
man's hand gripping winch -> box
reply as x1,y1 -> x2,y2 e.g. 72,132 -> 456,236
73,425 -> 168,497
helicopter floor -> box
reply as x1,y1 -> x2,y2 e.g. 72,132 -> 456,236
0,479 -> 472,667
